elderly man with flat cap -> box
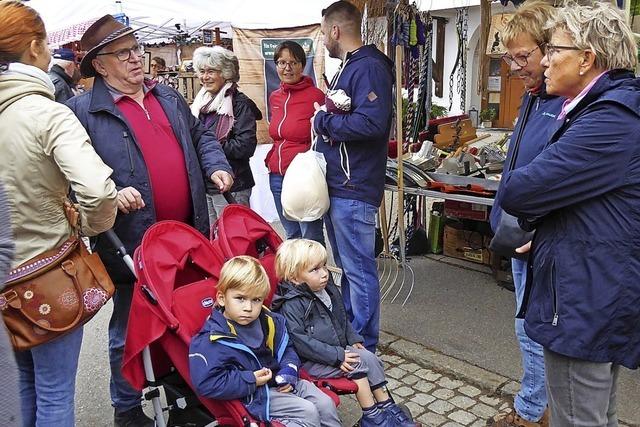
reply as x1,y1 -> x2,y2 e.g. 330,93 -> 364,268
66,15 -> 233,426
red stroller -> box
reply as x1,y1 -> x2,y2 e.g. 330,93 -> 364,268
108,205 -> 359,426
109,221 -> 280,427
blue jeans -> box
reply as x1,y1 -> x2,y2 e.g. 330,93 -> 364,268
324,197 -> 380,352
513,259 -> 548,421
15,326 -> 83,427
109,284 -> 142,412
269,174 -> 325,246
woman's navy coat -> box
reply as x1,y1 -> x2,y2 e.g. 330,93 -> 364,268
501,70 -> 640,369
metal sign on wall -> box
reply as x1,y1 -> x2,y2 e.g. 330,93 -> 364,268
486,13 -> 513,55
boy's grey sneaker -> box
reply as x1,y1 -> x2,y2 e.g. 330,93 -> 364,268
114,406 -> 154,427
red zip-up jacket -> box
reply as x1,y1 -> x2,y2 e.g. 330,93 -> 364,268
266,75 -> 325,175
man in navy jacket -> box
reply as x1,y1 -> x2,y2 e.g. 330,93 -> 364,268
313,1 -> 393,352
67,15 -> 233,426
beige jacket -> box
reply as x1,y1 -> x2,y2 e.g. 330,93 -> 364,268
0,65 -> 117,267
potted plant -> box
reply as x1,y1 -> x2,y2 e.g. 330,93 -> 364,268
479,108 -> 497,128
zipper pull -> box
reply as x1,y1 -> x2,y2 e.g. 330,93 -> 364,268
143,108 -> 150,121
552,313 -> 558,326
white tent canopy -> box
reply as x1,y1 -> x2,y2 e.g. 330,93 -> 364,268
29,0 -> 336,45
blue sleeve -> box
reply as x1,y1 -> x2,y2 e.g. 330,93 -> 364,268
314,61 -> 392,142
501,104 -> 637,218
188,338 -> 256,400
223,99 -> 258,160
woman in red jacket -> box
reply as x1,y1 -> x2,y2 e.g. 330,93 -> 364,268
266,41 -> 325,245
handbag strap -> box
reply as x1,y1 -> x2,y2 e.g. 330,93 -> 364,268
63,199 -> 81,237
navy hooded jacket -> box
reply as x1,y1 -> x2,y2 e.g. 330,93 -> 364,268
189,307 -> 300,422
501,70 -> 640,369
313,45 -> 393,207
66,77 -> 232,284
489,86 -> 564,231
271,279 -> 363,368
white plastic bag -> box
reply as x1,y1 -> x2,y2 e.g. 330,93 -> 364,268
281,148 -> 329,222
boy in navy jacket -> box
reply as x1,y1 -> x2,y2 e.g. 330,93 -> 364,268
189,256 -> 340,426
272,239 -> 417,427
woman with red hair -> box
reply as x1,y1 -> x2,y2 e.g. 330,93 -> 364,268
0,2 -> 118,425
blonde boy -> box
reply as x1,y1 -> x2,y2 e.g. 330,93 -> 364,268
189,255 -> 340,427
272,240 -> 417,427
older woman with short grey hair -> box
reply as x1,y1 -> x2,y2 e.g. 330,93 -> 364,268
500,2 -> 640,425
191,46 -> 262,221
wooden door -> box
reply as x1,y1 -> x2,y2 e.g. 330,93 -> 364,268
497,61 -> 525,129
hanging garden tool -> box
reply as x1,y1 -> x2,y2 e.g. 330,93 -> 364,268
448,7 -> 469,112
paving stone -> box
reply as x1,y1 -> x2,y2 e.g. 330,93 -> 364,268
442,422 -> 465,427
411,392 -> 437,406
432,388 -> 456,400
416,369 -> 442,381
418,412 -> 448,426
479,395 -> 502,406
401,374 -> 421,385
394,386 -> 415,398
400,362 -> 423,372
450,395 -> 476,410
404,401 -> 426,418
414,380 -> 437,393
458,385 -> 482,398
387,367 -> 406,379
380,354 -> 406,365
428,399 -> 456,415
437,377 -> 464,390
500,381 -> 521,396
449,409 -> 478,425
470,420 -> 488,427
386,377 -> 401,390
471,403 -> 499,419
499,402 -> 510,411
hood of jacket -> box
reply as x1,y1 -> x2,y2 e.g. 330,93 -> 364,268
271,281 -> 312,311
0,65 -> 54,114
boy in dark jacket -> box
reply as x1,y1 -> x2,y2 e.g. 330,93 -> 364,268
189,256 -> 340,427
272,239 -> 417,427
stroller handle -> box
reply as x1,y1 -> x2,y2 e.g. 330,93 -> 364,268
222,191 -> 236,205
103,229 -> 136,275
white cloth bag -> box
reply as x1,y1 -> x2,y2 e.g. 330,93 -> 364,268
281,135 -> 329,222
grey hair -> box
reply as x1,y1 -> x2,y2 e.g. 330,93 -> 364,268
192,46 -> 239,82
548,1 -> 637,71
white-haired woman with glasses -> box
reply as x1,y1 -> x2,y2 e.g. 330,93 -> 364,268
191,46 -> 262,222
501,2 -> 640,425
265,40 -> 326,246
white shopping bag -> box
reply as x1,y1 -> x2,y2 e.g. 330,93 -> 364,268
281,147 -> 329,222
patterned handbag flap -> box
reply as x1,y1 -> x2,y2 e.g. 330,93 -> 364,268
6,239 -> 79,285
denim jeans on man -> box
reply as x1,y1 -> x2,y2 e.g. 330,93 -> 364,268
269,174 -> 325,246
512,258 -> 547,421
324,197 -> 379,352
15,326 -> 83,427
109,284 -> 143,411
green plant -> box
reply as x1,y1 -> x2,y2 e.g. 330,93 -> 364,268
480,108 -> 497,122
430,103 -> 448,119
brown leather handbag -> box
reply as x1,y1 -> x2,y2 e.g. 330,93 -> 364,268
0,202 -> 115,351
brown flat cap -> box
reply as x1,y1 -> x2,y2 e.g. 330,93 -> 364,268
79,14 -> 146,77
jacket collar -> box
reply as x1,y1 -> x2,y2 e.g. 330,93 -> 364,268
88,76 -> 159,113
280,75 -> 316,93
50,64 -> 73,85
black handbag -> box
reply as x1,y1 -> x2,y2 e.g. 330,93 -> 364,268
489,112 -> 534,261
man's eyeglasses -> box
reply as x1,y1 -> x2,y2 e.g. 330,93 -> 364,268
276,60 -> 301,69
502,45 -> 540,68
96,45 -> 144,62
543,43 -> 582,59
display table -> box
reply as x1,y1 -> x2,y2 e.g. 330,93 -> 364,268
385,184 -> 495,206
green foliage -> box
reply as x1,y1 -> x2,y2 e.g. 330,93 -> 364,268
430,103 -> 448,119
480,108 -> 497,122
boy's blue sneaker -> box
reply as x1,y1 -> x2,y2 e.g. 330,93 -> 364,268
360,406 -> 394,427
378,402 -> 419,427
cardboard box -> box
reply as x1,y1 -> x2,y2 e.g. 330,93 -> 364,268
443,225 -> 492,265
444,200 -> 488,222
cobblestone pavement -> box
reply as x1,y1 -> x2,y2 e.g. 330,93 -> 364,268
380,350 -> 510,427
372,342 -> 634,427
